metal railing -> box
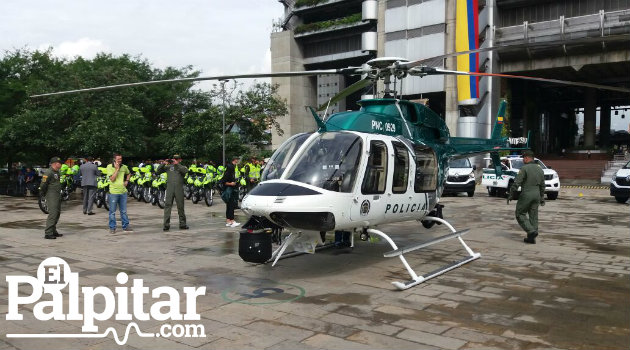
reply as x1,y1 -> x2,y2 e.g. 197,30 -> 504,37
495,9 -> 630,45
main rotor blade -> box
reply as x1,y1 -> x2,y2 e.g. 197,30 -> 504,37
316,78 -> 373,112
400,34 -> 630,69
30,69 -> 348,98
427,68 -> 630,93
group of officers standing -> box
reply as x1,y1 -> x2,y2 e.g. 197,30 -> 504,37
39,154 -> 263,239
39,150 -> 545,244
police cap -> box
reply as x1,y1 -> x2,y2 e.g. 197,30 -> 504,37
50,156 -> 62,164
173,154 -> 182,159
522,150 -> 535,158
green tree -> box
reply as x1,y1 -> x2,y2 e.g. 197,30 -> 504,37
0,49 -> 287,167
0,49 -> 210,164
167,82 -> 287,163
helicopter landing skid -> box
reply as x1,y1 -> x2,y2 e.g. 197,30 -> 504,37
269,231 -> 335,266
368,217 -> 480,290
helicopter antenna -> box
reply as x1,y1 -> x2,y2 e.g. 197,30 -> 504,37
323,98 -> 332,120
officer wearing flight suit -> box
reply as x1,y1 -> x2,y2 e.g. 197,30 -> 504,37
39,157 -> 64,239
157,155 -> 188,231
508,150 -> 545,244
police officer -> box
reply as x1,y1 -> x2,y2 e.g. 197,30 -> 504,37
157,154 -> 188,231
39,157 -> 64,239
508,150 -> 545,244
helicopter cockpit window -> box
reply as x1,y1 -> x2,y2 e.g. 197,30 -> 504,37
261,133 -> 312,182
284,132 -> 362,193
392,141 -> 409,193
413,146 -> 437,192
361,140 -> 388,194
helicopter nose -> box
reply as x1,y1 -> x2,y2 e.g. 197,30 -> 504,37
269,211 -> 335,232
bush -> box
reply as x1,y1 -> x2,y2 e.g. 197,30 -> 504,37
295,13 -> 362,34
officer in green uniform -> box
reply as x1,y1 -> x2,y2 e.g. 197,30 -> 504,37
39,157 -> 64,239
508,150 -> 545,244
157,154 -> 188,231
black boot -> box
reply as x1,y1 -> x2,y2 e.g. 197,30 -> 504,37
524,231 -> 537,244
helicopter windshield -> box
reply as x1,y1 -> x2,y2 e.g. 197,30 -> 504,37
261,133 -> 312,181
284,132 -> 362,192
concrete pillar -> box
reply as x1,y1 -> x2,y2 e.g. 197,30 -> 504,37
600,104 -> 611,147
375,0 -> 386,94
583,89 -> 597,148
270,31 -> 317,149
376,0 -> 386,58
444,0 -> 459,136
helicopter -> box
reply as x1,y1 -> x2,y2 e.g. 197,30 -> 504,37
31,38 -> 630,290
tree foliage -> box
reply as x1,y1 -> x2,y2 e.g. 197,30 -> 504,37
0,49 -> 287,166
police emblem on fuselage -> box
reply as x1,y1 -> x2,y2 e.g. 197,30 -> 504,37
360,200 -> 370,216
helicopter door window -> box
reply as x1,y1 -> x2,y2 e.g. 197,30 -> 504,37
361,140 -> 388,195
413,146 -> 437,192
391,141 -> 409,194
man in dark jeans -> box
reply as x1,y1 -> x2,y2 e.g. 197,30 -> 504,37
223,156 -> 240,228
24,167 -> 36,196
80,157 -> 99,215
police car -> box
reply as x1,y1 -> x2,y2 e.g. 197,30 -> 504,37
481,156 -> 560,199
443,158 -> 476,197
610,161 -> 630,203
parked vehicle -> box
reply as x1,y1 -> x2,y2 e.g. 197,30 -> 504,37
443,158 -> 476,197
482,155 -> 560,199
94,167 -> 110,210
152,172 -> 167,208
610,160 -> 630,203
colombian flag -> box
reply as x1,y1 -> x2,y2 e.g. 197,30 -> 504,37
456,0 -> 479,104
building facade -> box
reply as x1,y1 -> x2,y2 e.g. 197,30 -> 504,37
271,0 -> 630,153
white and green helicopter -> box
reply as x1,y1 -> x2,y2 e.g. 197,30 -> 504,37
33,46 -> 630,289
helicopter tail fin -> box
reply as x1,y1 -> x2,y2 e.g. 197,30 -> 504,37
490,100 -> 507,140
448,100 -> 529,159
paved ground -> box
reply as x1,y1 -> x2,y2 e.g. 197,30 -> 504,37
0,185 -> 628,350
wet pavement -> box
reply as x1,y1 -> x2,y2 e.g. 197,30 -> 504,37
0,186 -> 628,349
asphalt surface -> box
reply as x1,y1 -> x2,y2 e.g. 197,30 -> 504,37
0,185 -> 628,349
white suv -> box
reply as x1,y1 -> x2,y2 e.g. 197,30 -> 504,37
482,156 -> 560,200
443,158 -> 476,197
610,161 -> 630,203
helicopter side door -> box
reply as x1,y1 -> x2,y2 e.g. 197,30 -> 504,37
384,140 -> 416,221
350,138 -> 389,225
413,144 -> 439,213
